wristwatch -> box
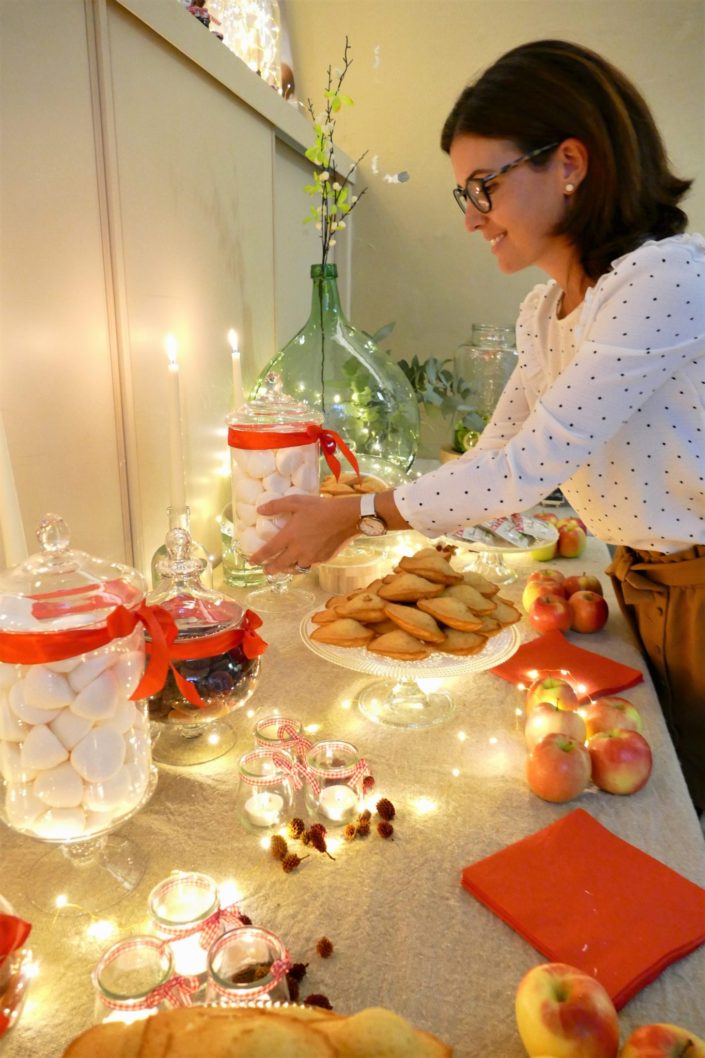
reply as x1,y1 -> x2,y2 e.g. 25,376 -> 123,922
357,492 -> 388,537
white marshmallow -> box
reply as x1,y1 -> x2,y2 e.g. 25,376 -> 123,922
70,669 -> 119,721
9,681 -> 61,726
96,699 -> 137,735
284,486 -> 306,498
68,650 -> 115,693
0,662 -> 18,690
83,767 -> 132,813
257,490 -> 284,508
71,727 -> 125,783
23,666 -> 74,710
0,696 -> 28,742
33,761 -> 84,808
125,760 -> 151,802
46,655 -> 82,675
232,473 -> 266,504
235,501 -> 258,528
1,743 -> 37,784
50,709 -> 94,751
20,724 -> 69,771
239,527 -> 265,558
112,651 -> 144,699
263,471 -> 290,495
299,443 -> 319,467
124,725 -> 151,764
292,463 -> 319,493
255,517 -> 280,542
5,782 -> 46,828
233,449 -> 276,478
32,806 -> 86,840
275,447 -> 306,476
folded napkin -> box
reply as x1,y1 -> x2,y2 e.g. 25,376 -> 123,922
461,808 -> 705,1009
490,629 -> 643,701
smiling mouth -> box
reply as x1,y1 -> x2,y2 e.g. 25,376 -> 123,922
489,233 -> 505,249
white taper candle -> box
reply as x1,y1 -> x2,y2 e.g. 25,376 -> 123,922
165,335 -> 186,510
0,409 -> 28,566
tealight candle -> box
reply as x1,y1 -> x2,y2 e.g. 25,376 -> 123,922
318,784 -> 358,823
236,748 -> 297,832
148,872 -> 220,980
305,740 -> 366,826
244,791 -> 284,828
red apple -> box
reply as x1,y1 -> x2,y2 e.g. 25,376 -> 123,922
557,521 -> 587,559
527,567 -> 565,586
529,594 -> 572,635
516,962 -> 619,1058
569,590 -> 609,633
522,577 -> 568,612
563,573 -> 603,598
588,729 -> 653,795
619,1023 -> 705,1058
524,702 -> 587,752
534,512 -> 560,527
526,733 -> 591,802
559,514 -> 588,534
525,674 -> 580,713
583,697 -> 643,738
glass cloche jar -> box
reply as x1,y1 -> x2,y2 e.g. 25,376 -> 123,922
146,527 -> 263,766
0,513 -> 156,912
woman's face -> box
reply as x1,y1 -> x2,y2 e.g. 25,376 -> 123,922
449,134 -> 575,280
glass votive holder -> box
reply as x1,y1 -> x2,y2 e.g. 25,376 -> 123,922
304,740 -> 366,826
236,749 -> 299,831
148,871 -> 222,983
205,927 -> 291,1006
93,935 -> 175,1023
253,715 -> 312,762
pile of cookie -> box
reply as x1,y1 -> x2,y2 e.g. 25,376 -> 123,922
310,546 -> 521,659
320,472 -> 387,497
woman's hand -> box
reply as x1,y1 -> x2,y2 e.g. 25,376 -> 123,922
250,494 -> 360,574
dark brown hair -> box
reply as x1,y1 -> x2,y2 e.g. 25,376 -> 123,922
441,40 -> 692,279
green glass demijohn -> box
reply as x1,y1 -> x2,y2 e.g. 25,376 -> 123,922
252,264 -> 420,473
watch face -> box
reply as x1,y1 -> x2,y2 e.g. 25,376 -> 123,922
358,515 -> 387,537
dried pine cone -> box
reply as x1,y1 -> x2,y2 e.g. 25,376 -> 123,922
287,977 -> 300,1003
309,822 -> 327,837
301,829 -> 312,846
304,994 -> 333,1009
362,774 -> 375,795
376,798 -> 396,821
282,852 -> 307,873
316,937 -> 334,958
358,809 -> 372,823
356,819 -> 370,837
239,914 -> 252,926
343,823 -> 357,842
377,820 -> 394,840
288,962 -> 308,982
287,817 -> 306,839
270,834 -> 288,861
308,828 -> 334,858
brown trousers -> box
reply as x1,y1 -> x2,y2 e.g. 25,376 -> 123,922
607,545 -> 705,811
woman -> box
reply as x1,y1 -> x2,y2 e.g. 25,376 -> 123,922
253,40 -> 705,811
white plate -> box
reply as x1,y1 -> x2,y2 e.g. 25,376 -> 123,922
454,516 -> 558,554
300,611 -> 521,680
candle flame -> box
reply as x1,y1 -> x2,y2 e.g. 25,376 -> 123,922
227,329 -> 239,353
164,333 -> 179,367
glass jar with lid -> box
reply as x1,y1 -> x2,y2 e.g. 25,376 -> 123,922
226,373 -> 324,614
453,324 -> 517,451
146,527 -> 264,767
0,513 -> 157,913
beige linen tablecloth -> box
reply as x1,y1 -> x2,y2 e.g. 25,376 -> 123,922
2,535 -> 705,1057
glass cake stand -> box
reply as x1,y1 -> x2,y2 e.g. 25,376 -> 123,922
452,516 -> 559,585
300,612 -> 521,729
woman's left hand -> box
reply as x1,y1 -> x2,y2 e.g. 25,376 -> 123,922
250,494 -> 359,574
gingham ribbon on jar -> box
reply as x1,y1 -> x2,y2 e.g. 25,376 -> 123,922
305,743 -> 371,799
96,938 -> 200,1012
239,749 -> 309,790
207,957 -> 292,1003
153,888 -> 246,952
254,716 -> 313,762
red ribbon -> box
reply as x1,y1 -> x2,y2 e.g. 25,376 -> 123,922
227,423 -> 359,481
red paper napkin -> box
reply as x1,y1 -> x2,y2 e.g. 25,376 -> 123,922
490,629 -> 643,701
0,913 -> 30,963
461,808 -> 705,1009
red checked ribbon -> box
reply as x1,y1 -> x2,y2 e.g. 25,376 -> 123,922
96,937 -> 201,1012
156,903 -> 245,951
239,749 -> 309,791
143,973 -> 200,1009
227,423 -> 359,481
306,747 -> 371,799
207,957 -> 292,1002
254,716 -> 313,762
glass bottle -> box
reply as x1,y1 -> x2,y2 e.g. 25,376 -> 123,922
150,505 -> 212,590
251,264 -> 419,475
205,926 -> 290,1006
146,527 -> 261,766
453,324 -> 517,452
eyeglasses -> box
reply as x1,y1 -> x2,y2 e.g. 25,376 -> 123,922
453,141 -> 560,215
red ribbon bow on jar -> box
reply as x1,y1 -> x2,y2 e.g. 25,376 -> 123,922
227,423 -> 359,481
145,973 -> 201,1009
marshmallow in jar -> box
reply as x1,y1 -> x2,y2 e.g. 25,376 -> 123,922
226,373 -> 324,562
0,514 -> 154,843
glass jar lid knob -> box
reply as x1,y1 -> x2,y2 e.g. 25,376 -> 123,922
37,512 -> 71,555
157,527 -> 207,579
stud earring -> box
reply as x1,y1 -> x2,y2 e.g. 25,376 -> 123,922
564,182 -> 575,194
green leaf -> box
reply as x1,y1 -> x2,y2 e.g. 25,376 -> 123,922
371,322 -> 395,344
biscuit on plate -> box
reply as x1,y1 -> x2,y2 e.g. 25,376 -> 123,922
397,551 -> 463,585
443,584 -> 497,613
416,596 -> 484,632
310,619 -> 375,648
377,573 -> 445,602
333,592 -> 387,623
311,609 -> 340,625
474,614 -> 502,636
436,629 -> 487,656
491,598 -> 522,624
460,570 -> 500,596
367,630 -> 431,661
383,602 -> 446,644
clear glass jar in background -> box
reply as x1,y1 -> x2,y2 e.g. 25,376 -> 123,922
453,324 -> 517,450
236,748 -> 298,831
150,505 -> 212,590
93,935 -> 174,1024
205,927 -> 290,1006
253,715 -> 311,763
208,0 -> 282,91
304,740 -> 363,826
148,871 -> 221,983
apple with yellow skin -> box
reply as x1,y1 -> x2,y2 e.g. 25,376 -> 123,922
583,697 -> 643,738
522,577 -> 568,612
524,702 -> 587,752
525,674 -> 580,714
516,962 -> 619,1058
528,567 -> 565,586
619,1023 -> 705,1058
588,729 -> 653,795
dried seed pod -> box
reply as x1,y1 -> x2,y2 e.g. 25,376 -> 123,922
343,823 -> 357,842
304,993 -> 333,1009
377,820 -> 394,840
270,834 -> 288,861
316,936 -> 334,958
376,797 -> 396,821
358,809 -> 372,823
282,852 -> 307,873
356,819 -> 370,837
288,961 -> 308,982
287,817 -> 306,839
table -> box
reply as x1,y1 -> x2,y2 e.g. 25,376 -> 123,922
2,533 -> 705,1057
